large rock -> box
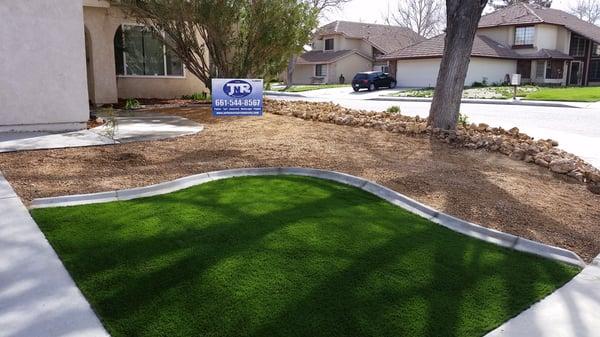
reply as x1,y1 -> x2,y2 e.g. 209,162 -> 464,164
549,159 -> 577,174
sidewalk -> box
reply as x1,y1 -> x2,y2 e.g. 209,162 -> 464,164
0,173 -> 110,337
0,113 -> 203,153
486,258 -> 600,337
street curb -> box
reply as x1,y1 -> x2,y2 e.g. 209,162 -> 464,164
369,96 -> 581,108
264,91 -> 307,98
30,167 -> 586,268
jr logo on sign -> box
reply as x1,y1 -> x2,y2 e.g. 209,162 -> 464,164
223,80 -> 253,98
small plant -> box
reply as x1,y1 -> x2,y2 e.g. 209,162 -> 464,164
458,112 -> 470,127
124,98 -> 141,111
182,92 -> 209,101
102,106 -> 118,142
386,106 -> 401,113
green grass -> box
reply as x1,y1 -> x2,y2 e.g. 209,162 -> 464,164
524,86 -> 600,102
31,176 -> 579,337
275,84 -> 350,92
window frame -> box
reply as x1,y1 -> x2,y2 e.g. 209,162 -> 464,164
545,60 -> 564,80
315,64 -> 327,77
516,60 -> 532,78
569,34 -> 587,57
513,26 -> 535,47
116,24 -> 186,79
324,38 -> 334,51
588,59 -> 600,81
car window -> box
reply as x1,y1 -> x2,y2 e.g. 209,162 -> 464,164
354,74 -> 368,80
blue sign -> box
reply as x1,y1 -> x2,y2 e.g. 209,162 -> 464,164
212,78 -> 263,116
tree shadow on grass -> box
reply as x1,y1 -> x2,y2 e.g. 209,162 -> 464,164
32,176 -> 579,337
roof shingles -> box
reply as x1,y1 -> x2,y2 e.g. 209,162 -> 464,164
317,21 -> 424,53
385,4 -> 594,60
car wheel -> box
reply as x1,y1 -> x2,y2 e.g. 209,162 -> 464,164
353,87 -> 360,92
389,81 -> 396,89
368,83 -> 376,91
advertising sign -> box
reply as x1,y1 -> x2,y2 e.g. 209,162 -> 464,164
211,78 -> 263,116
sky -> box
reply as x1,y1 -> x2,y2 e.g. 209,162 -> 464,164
321,0 -> 574,25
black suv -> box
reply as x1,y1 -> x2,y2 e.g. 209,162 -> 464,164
352,71 -> 396,92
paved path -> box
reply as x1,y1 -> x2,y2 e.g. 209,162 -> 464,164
0,173 -> 110,337
0,113 -> 202,153
268,88 -> 600,168
485,258 -> 600,337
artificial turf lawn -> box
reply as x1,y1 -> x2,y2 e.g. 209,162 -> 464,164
524,86 -> 600,102
31,176 -> 580,337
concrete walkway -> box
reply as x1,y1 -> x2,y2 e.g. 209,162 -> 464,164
486,258 -> 600,337
0,113 -> 202,153
0,173 -> 110,337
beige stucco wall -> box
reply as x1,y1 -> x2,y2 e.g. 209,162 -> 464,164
396,57 -> 516,87
292,64 -> 320,84
83,4 -> 207,103
333,54 -> 373,82
0,0 -> 89,131
478,26 -> 512,45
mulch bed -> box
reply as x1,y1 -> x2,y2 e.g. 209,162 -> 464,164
1,102 -> 599,261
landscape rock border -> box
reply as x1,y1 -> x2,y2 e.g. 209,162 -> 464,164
265,100 -> 600,194
30,167 -> 586,268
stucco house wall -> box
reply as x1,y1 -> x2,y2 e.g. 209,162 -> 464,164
0,0 -> 89,131
291,64 -> 321,85
334,54 -> 373,83
396,57 -> 516,88
83,4 -> 207,103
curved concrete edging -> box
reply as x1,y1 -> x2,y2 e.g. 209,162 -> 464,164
29,167 -> 586,268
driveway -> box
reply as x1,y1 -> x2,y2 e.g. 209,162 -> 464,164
268,88 -> 600,169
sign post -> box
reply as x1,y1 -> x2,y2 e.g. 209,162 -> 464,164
211,78 -> 263,116
510,74 -> 521,100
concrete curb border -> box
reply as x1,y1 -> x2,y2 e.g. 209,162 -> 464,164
30,167 -> 586,268
369,96 -> 581,108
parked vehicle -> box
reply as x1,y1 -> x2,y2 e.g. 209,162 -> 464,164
352,71 -> 396,92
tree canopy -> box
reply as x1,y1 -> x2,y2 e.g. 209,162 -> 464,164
118,0 -> 319,88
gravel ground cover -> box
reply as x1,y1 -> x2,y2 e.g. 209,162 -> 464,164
1,101 -> 598,260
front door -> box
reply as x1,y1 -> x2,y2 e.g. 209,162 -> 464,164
569,61 -> 583,85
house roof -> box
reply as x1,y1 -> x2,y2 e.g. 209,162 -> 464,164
381,34 -> 572,60
297,50 -> 370,64
316,21 -> 424,53
479,3 -> 600,44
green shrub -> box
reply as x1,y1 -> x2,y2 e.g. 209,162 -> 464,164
458,113 -> 469,127
124,98 -> 140,110
387,106 -> 401,113
182,92 -> 209,101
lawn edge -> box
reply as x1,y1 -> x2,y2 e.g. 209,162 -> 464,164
29,167 -> 586,268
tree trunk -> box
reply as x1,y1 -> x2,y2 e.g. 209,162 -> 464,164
285,55 -> 298,89
428,0 -> 487,130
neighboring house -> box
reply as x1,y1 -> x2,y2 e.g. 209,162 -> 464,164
0,0 -> 207,132
382,3 -> 600,87
292,21 -> 423,85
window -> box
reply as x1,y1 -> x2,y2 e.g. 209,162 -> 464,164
514,26 -> 535,46
535,61 -> 545,78
517,60 -> 532,78
315,64 -> 326,76
589,60 -> 600,81
592,43 -> 600,57
325,38 -> 334,51
114,25 -> 184,77
545,60 -> 564,79
569,34 -> 586,57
